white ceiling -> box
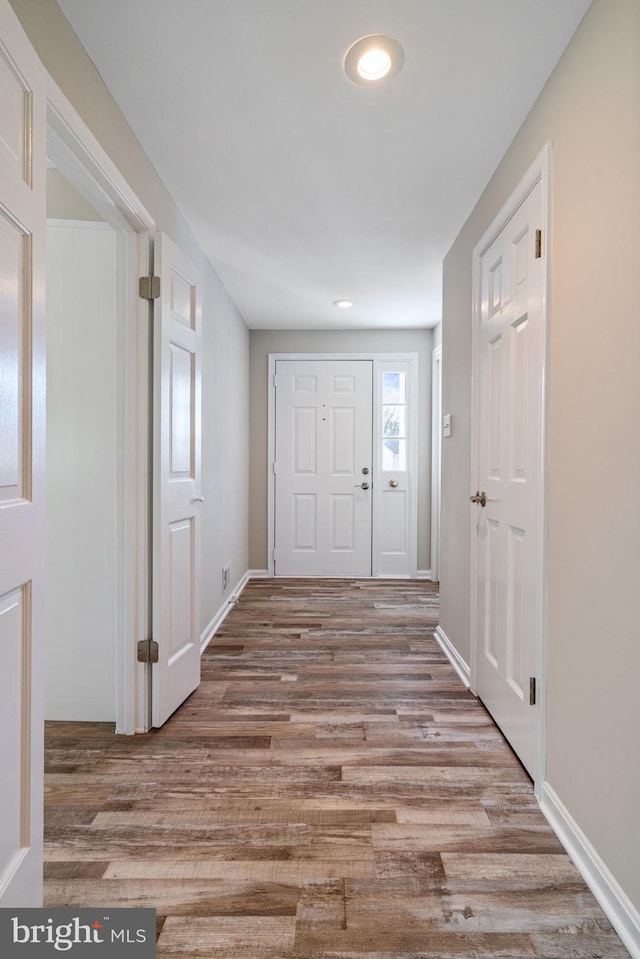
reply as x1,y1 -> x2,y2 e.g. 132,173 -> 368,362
57,0 -> 592,330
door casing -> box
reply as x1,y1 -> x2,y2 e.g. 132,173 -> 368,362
469,142 -> 551,797
46,75 -> 155,734
268,352 -> 419,578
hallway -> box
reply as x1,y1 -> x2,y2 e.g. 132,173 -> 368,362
43,580 -> 628,957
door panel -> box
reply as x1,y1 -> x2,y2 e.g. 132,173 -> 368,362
381,488 -> 408,554
151,233 -> 201,727
0,584 -> 30,886
0,39 -> 31,180
505,525 -> 526,696
330,495 -> 354,551
331,407 -> 356,473
0,0 -> 45,906
474,179 -> 544,778
169,343 -> 194,474
275,360 -> 372,576
0,213 -> 27,500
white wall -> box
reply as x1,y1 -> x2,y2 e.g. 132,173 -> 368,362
440,0 -> 640,918
200,267 -> 250,632
47,167 -> 101,221
45,221 -> 117,720
249,328 -> 433,573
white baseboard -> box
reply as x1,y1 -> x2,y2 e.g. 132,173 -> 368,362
539,783 -> 640,959
434,625 -> 471,688
252,569 -> 431,581
200,570 -> 251,653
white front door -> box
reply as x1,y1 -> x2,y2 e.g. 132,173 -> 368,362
0,0 -> 46,905
274,360 -> 373,576
473,172 -> 546,778
151,233 -> 202,726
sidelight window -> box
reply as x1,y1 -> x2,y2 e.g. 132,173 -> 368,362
382,372 -> 407,470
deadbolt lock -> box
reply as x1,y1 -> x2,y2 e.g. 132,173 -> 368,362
362,467 -> 369,474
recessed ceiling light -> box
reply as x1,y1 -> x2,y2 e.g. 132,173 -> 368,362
344,35 -> 405,87
333,299 -> 355,309
357,48 -> 392,81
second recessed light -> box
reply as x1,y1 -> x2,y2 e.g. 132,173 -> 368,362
333,299 -> 355,309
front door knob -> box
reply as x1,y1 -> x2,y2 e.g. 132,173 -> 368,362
469,490 -> 487,507
354,482 -> 370,490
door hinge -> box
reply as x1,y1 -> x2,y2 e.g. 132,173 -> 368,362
138,275 -> 161,300
529,676 -> 537,706
137,638 -> 159,664
535,229 -> 542,259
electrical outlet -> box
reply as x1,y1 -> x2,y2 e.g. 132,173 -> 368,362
222,563 -> 231,593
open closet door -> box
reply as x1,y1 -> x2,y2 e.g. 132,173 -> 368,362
0,0 -> 46,905
472,168 -> 546,779
151,233 -> 202,727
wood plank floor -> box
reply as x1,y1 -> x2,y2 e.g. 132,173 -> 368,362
44,579 -> 629,958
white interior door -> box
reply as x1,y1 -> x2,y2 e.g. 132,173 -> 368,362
473,176 -> 545,778
151,233 -> 202,727
0,0 -> 46,905
274,360 -> 372,576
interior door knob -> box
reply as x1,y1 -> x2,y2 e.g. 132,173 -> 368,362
389,478 -> 398,488
469,490 -> 487,507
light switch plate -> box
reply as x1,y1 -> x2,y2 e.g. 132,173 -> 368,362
443,413 -> 452,438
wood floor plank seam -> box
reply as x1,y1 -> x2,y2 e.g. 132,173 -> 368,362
43,579 -> 630,958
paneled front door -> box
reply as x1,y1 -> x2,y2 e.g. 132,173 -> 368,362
274,360 -> 373,576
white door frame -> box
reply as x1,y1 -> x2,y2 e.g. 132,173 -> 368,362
46,77 -> 155,734
267,352 -> 419,578
469,142 -> 552,797
431,344 -> 442,583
